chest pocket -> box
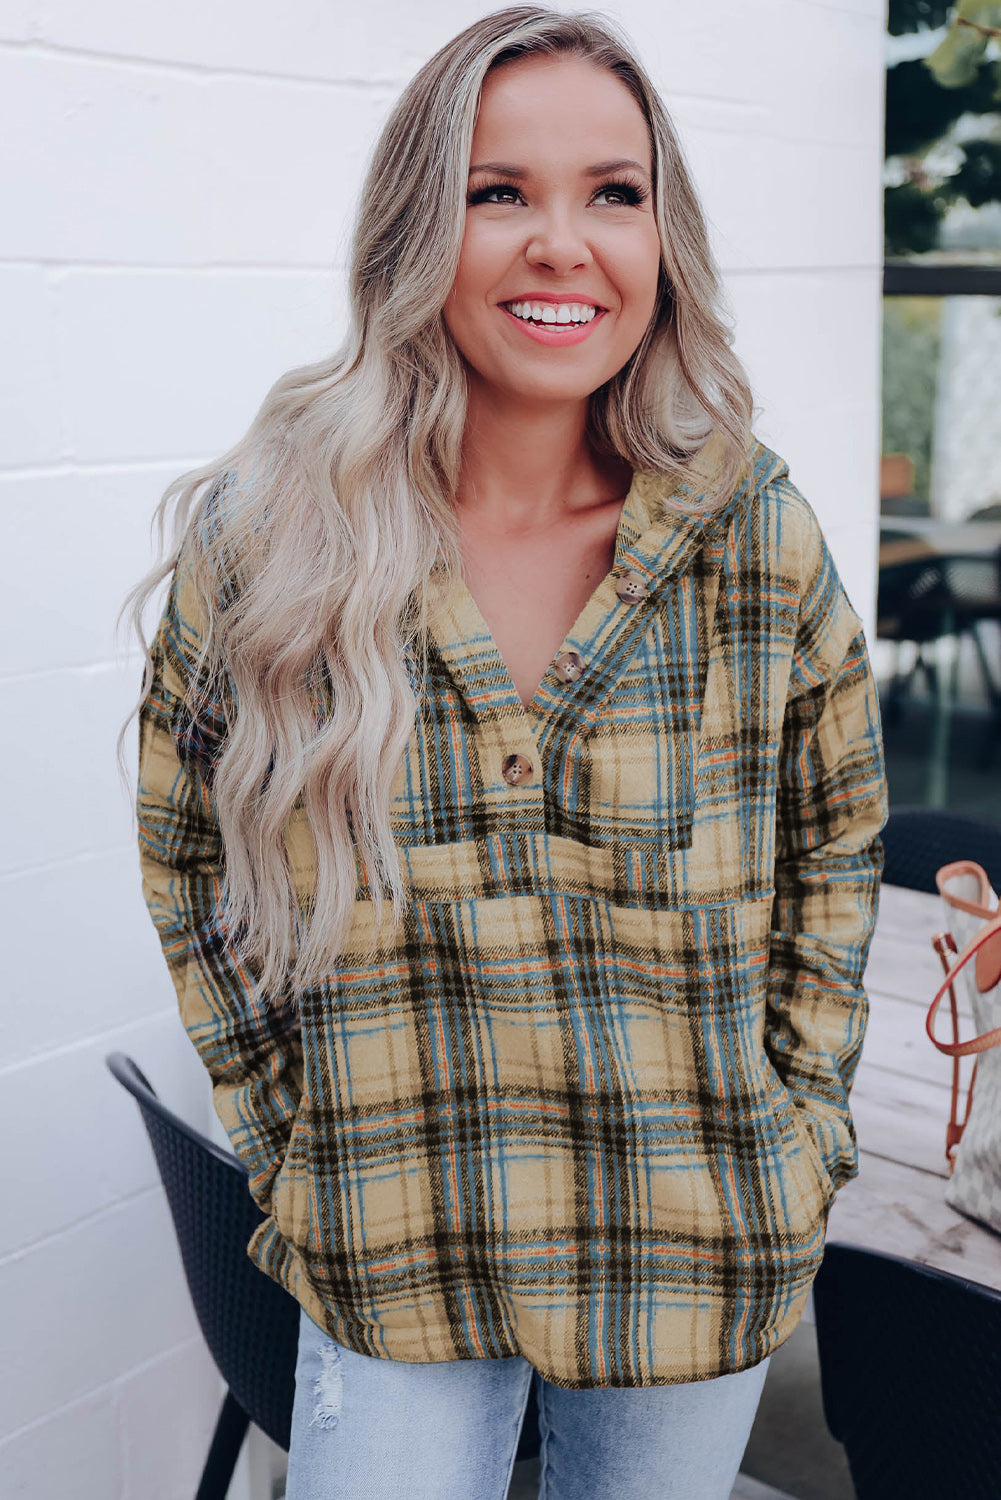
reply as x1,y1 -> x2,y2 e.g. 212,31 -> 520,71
555,576 -> 708,853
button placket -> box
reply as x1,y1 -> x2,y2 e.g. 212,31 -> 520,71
615,568 -> 651,603
552,650 -> 584,684
501,752 -> 534,786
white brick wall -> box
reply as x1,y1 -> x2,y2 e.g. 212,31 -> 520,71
0,3 -> 888,1496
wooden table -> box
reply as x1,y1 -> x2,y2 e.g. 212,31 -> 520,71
879,515 -> 1001,569
825,881 -> 1001,1292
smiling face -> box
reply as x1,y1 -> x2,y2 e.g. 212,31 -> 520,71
443,52 -> 664,408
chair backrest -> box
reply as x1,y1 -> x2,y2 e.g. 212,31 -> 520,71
105,1052 -> 298,1450
876,558 -> 953,643
812,1241 -> 1001,1499
881,806 -> 1001,894
877,552 -> 1001,643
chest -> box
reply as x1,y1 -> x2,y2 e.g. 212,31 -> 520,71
458,500 -> 626,711
289,497 -> 800,910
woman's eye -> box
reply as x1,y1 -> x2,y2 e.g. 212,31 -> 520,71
593,181 -> 648,207
468,184 -> 521,205
467,179 -> 648,208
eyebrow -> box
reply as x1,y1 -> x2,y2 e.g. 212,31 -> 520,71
467,158 -> 649,178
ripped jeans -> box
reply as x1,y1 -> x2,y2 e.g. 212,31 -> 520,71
283,1306 -> 771,1500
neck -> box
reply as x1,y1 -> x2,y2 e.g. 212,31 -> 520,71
455,379 -> 630,531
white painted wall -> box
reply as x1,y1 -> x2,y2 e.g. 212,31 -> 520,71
0,2 -> 888,1496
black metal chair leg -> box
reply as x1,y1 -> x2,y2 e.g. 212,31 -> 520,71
195,1388 -> 251,1500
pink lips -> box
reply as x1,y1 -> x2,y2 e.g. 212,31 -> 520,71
500,304 -> 606,347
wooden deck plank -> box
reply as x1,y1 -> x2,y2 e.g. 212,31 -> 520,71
861,989 -> 974,1090
874,882 -> 951,937
863,883 -> 971,1017
819,880 -> 1001,1301
864,934 -> 971,1015
851,1061 -> 964,1177
827,1151 -> 1001,1292
730,1476 -> 799,1500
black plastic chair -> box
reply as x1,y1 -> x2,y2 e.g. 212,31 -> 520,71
106,1052 -> 300,1497
877,551 -> 1001,746
881,805 -> 1001,893
812,1242 -> 1001,1499
106,1052 -> 543,1496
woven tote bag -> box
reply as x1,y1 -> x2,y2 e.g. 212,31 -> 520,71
926,860 -> 1001,1238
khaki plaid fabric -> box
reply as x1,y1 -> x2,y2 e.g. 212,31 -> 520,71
137,433 -> 887,1388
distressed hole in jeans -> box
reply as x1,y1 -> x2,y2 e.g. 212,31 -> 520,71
309,1342 -> 343,1429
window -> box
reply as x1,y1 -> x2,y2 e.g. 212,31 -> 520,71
878,4 -> 1001,814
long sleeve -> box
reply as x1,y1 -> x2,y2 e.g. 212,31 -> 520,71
136,536 -> 304,1217
765,514 -> 889,1195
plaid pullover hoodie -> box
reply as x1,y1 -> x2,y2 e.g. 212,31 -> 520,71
137,432 -> 888,1389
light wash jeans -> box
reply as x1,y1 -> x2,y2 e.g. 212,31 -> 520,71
284,1306 -> 771,1500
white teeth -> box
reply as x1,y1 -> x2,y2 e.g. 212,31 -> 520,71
506,301 -> 597,326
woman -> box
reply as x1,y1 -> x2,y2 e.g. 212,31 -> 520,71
122,7 -> 888,1498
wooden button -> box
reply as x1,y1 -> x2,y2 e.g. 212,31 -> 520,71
553,650 -> 584,683
502,753 -> 533,786
615,569 -> 650,603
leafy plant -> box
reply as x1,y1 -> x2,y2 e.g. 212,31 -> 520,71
885,1 -> 1001,255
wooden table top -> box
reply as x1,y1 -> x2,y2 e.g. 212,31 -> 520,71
828,882 -> 1001,1291
880,517 -> 1001,569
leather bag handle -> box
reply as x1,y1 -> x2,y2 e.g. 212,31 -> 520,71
931,932 -> 979,1170
934,860 -> 1001,992
926,910 -> 1001,1057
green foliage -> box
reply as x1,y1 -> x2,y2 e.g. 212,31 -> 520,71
953,136 -> 1001,202
885,2 -> 1001,255
885,56 -> 998,156
888,0 -> 952,37
925,2 -> 1001,92
885,181 -> 953,253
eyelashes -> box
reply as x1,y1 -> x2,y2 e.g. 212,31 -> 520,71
466,177 -> 650,209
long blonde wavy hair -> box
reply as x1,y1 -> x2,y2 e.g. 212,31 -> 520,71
118,4 -> 755,1014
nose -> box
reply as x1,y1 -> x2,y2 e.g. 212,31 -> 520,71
524,205 -> 593,276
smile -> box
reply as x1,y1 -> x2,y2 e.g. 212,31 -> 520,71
504,300 -> 599,325
499,301 -> 607,346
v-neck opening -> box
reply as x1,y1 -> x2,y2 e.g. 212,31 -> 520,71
450,466 -> 647,724
425,431 -> 732,727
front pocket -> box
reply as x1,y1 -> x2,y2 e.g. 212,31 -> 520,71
595,894 -> 777,1114
799,1120 -> 836,1207
588,892 -> 833,1262
756,1068 -> 836,1215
